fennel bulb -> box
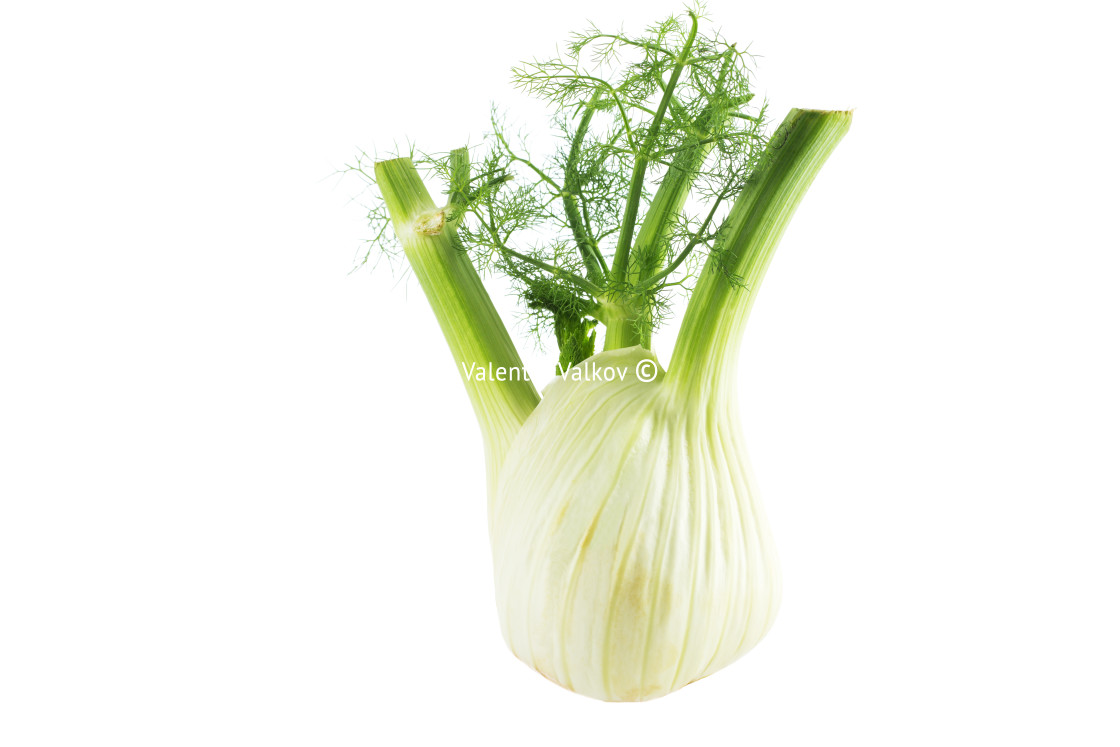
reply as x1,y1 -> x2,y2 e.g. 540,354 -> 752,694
358,9 -> 850,700
492,347 -> 779,701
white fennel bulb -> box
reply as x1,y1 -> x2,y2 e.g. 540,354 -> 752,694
492,347 -> 780,701
363,9 -> 850,700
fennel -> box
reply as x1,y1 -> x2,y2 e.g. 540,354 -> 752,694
356,8 -> 850,701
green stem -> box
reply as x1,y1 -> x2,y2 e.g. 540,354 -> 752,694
374,157 -> 541,488
669,108 -> 852,399
563,91 -> 608,283
637,193 -> 725,290
602,314 -> 642,349
615,109 -> 730,349
600,42 -> 733,352
602,159 -> 723,352
609,12 -> 699,285
600,152 -> 706,351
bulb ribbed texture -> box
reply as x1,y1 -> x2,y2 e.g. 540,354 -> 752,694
490,347 -> 780,701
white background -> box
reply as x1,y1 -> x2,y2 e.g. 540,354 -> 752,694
2,0 -> 1118,744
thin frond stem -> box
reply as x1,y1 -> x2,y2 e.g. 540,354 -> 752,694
579,32 -> 675,58
728,111 -> 765,123
562,91 -> 608,285
580,200 -> 610,276
517,68 -> 642,152
500,246 -> 603,297
474,207 -> 604,298
634,192 -> 726,292
492,130 -> 566,196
